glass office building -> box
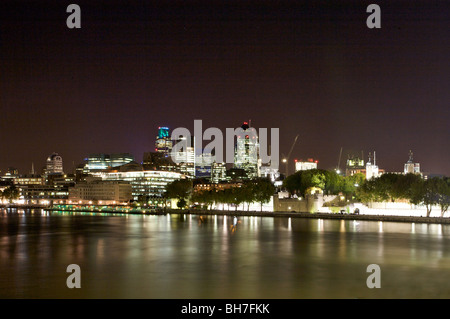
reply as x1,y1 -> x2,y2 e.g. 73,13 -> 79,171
84,153 -> 134,171
94,170 -> 185,200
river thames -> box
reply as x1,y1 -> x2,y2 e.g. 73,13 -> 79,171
1,208 -> 449,298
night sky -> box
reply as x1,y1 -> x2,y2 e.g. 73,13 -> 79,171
1,1 -> 449,176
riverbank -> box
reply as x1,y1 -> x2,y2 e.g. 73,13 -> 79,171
167,208 -> 450,225
4,205 -> 449,225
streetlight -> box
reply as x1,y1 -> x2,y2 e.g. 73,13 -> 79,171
282,158 -> 287,176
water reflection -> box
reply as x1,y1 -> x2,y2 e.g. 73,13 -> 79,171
1,209 -> 450,298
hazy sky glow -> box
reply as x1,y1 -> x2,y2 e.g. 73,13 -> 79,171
1,1 -> 449,175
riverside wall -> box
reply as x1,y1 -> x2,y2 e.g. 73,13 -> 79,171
169,209 -> 450,225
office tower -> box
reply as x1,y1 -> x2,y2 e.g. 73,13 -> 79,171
234,121 -> 259,179
46,153 -> 64,175
155,126 -> 173,157
171,136 -> 195,176
84,153 -> 134,172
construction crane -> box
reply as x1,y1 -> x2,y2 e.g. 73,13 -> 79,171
282,134 -> 299,176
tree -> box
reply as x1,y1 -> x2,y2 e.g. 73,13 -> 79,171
322,170 -> 344,195
220,188 -> 234,211
176,198 -> 187,209
410,177 -> 440,217
229,187 -> 245,211
282,169 -> 326,197
191,189 -> 216,210
303,169 -> 326,191
435,177 -> 450,216
3,185 -> 19,203
251,177 -> 276,212
423,178 -> 442,217
165,179 -> 193,209
393,173 -> 423,201
283,171 -> 303,196
240,181 -> 255,211
341,173 -> 365,200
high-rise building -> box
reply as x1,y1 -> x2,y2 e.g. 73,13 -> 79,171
142,152 -> 174,171
295,158 -> 318,172
211,162 -> 228,183
234,121 -> 259,179
195,152 -> 213,178
96,170 -> 185,201
84,153 -> 134,172
404,150 -> 420,175
171,136 -> 196,177
155,126 -> 173,157
46,153 -> 64,175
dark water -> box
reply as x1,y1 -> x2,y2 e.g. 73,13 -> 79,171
1,209 -> 450,298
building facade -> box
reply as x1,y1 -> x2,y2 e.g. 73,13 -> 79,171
345,154 -> 365,176
365,151 -> 379,180
46,153 -> 64,175
170,136 -> 196,176
84,153 -> 134,172
234,122 -> 259,179
68,178 -> 132,205
22,184 -> 69,205
155,126 -> 173,157
294,159 -> 318,172
94,170 -> 185,201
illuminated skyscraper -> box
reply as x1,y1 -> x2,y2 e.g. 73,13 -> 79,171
155,126 -> 173,157
171,136 -> 195,176
234,121 -> 259,179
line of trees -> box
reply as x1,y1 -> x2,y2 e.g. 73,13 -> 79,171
356,173 -> 450,217
165,177 -> 276,212
283,169 -> 365,199
283,169 -> 450,217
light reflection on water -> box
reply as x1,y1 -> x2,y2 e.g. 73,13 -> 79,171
1,208 -> 450,298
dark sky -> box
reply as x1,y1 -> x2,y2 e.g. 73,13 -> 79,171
1,0 -> 449,176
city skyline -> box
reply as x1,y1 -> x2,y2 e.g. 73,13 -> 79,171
0,123 -> 434,179
1,1 -> 449,176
